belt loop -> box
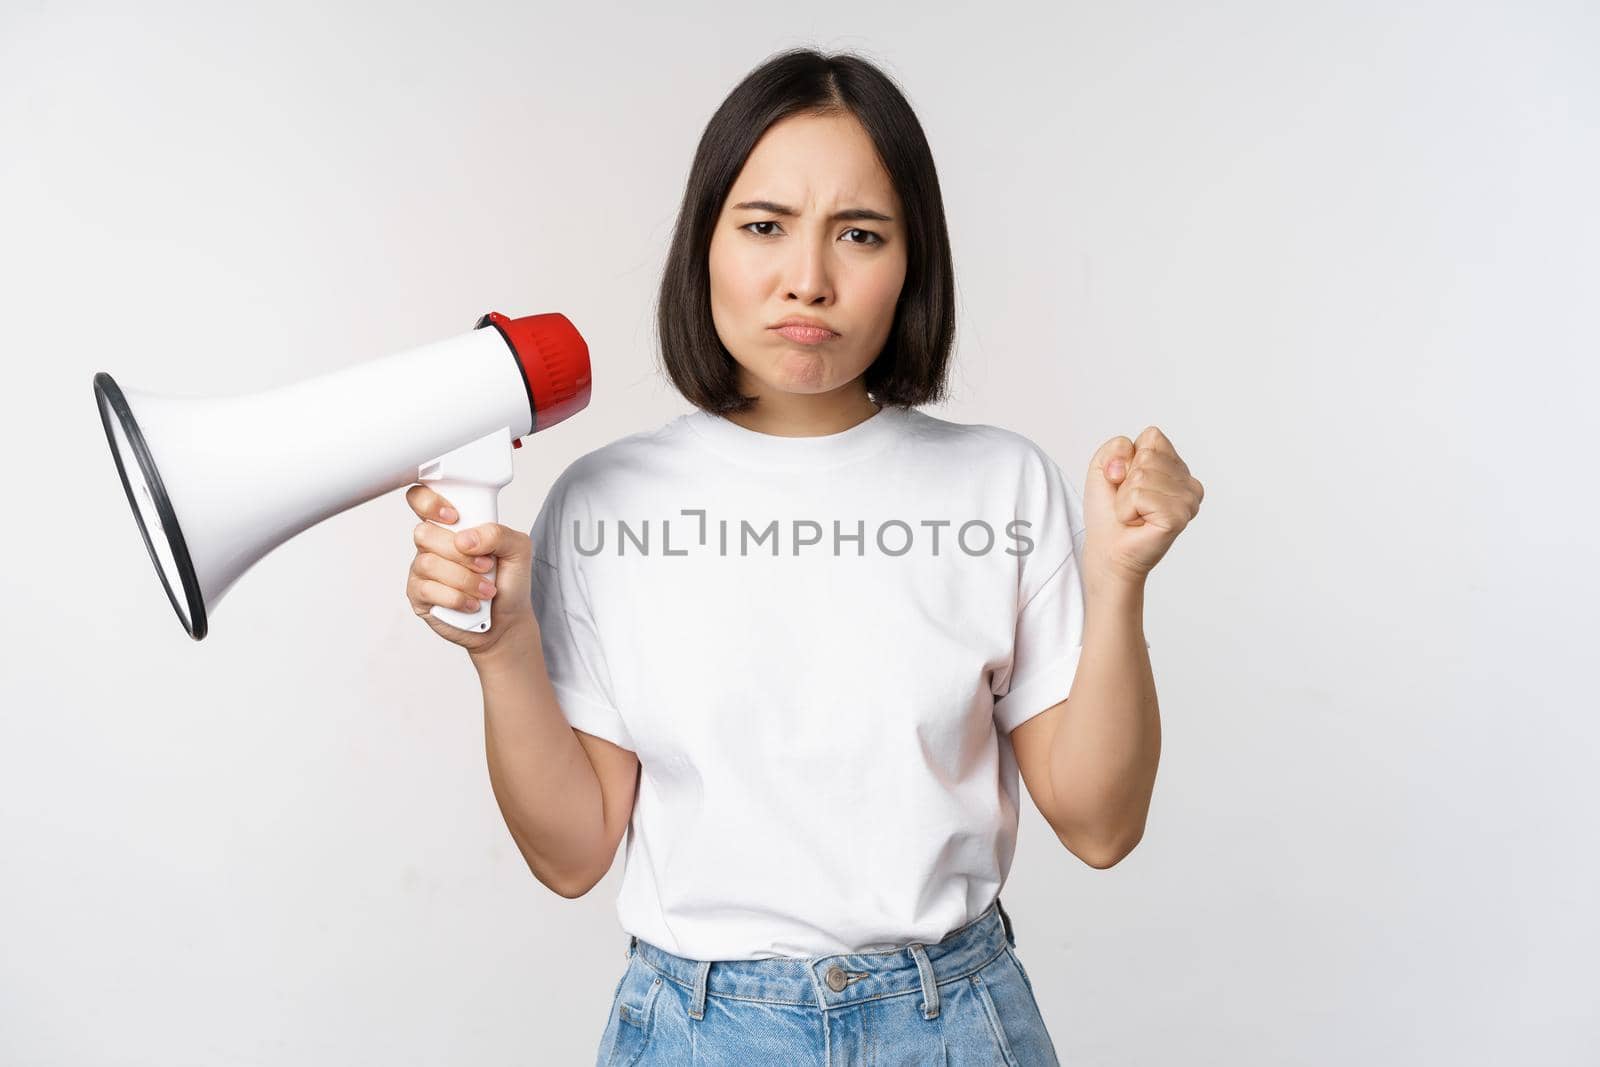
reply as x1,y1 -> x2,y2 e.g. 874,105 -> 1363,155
996,896 -> 1017,948
908,943 -> 940,1020
688,959 -> 712,1021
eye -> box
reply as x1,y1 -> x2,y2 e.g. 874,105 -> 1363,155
843,228 -> 884,246
742,221 -> 782,237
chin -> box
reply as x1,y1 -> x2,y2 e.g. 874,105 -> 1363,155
732,341 -> 871,397
777,373 -> 831,392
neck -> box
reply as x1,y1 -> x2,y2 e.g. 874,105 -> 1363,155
724,377 -> 882,437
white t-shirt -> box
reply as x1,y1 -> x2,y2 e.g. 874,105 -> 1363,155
527,403 -> 1121,961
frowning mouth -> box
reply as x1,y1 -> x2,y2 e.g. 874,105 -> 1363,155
771,324 -> 838,345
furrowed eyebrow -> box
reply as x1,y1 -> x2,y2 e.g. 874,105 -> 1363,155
732,199 -> 894,223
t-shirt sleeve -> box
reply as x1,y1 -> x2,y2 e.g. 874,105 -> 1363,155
990,446 -> 1151,735
527,476 -> 635,751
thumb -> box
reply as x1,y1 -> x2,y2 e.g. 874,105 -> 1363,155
1085,435 -> 1136,514
453,522 -> 528,563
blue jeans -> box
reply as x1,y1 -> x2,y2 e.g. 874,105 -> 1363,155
594,896 -> 1060,1066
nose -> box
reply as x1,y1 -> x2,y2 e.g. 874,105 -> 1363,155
783,229 -> 834,306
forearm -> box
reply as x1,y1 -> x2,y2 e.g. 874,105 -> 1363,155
471,628 -> 607,897
1048,578 -> 1161,865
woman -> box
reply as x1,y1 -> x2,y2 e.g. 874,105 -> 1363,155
405,47 -> 1202,1066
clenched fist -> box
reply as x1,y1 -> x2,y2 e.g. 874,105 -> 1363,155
1080,425 -> 1204,591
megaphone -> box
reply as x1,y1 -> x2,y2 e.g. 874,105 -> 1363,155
92,311 -> 591,642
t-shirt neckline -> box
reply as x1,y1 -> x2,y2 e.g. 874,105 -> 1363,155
682,403 -> 911,469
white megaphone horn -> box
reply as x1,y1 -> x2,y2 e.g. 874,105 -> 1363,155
92,310 -> 591,642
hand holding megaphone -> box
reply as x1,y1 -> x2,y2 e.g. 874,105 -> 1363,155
404,483 -> 536,656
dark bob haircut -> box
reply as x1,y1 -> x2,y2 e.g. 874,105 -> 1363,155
655,48 -> 956,415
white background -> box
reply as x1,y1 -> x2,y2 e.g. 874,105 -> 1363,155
3,1 -> 1595,1063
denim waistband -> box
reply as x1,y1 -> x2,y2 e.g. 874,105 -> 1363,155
625,896 -> 1019,1019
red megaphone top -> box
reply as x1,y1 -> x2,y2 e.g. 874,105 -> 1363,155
476,311 -> 592,447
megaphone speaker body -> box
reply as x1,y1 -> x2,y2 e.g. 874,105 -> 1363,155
93,311 -> 590,640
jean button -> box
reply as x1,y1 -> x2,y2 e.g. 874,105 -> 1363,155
825,965 -> 848,992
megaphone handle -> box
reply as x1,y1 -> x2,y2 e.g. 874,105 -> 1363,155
429,480 -> 502,634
